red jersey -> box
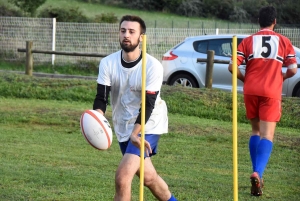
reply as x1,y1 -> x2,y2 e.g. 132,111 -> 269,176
237,29 -> 297,100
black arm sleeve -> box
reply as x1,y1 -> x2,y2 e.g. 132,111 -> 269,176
93,84 -> 111,114
135,91 -> 159,125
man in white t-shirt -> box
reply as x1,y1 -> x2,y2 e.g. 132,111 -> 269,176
93,15 -> 177,201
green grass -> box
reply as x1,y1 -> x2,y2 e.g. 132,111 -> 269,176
0,72 -> 299,129
1,1 -> 299,199
0,60 -> 99,76
38,0 -> 256,29
0,72 -> 299,200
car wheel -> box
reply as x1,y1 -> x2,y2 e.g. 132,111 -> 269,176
294,86 -> 300,97
169,74 -> 198,88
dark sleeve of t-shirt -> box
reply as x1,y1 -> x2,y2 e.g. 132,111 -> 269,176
135,91 -> 159,125
93,84 -> 111,114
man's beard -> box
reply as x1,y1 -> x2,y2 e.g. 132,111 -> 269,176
120,40 -> 140,52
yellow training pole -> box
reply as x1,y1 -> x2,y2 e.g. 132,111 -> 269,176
232,36 -> 238,201
139,34 -> 147,201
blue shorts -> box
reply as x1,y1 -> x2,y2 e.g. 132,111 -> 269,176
118,134 -> 160,158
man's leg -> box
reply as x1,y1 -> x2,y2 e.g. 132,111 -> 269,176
255,120 -> 276,178
115,135 -> 177,201
250,120 -> 276,196
249,118 -> 260,172
114,153 -> 140,201
255,97 -> 279,178
137,157 -> 176,201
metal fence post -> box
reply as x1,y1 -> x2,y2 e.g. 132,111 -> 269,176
25,41 -> 33,76
52,18 -> 56,66
205,50 -> 214,89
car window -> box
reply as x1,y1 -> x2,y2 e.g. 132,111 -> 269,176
220,38 -> 244,57
193,38 -> 244,57
220,42 -> 232,56
209,39 -> 233,56
193,41 -> 208,53
238,38 -> 243,45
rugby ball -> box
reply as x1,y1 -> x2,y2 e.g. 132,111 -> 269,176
80,110 -> 113,150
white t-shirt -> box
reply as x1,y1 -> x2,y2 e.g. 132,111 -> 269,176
96,50 -> 168,142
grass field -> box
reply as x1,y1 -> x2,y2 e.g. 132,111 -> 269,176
1,0 -> 299,200
0,72 -> 299,200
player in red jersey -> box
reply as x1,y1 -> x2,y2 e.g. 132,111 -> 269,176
228,5 -> 297,196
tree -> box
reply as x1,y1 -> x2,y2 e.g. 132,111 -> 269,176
38,6 -> 90,22
203,0 -> 234,20
267,0 -> 299,25
280,0 -> 300,26
121,0 -> 181,12
176,0 -> 204,17
241,0 -> 268,22
229,6 -> 250,23
9,0 -> 46,17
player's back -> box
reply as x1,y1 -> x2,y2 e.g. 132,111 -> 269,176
239,29 -> 294,99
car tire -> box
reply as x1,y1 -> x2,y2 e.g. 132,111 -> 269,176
294,86 -> 300,97
169,74 -> 198,88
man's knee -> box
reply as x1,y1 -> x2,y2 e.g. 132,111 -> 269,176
143,172 -> 158,187
115,171 -> 129,190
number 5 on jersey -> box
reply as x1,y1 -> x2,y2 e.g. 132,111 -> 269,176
253,35 -> 279,59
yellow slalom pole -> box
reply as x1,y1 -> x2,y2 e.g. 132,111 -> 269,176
139,34 -> 147,201
232,35 -> 238,201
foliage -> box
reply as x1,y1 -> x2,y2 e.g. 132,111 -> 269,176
176,0 -> 204,17
38,6 -> 118,23
117,0 -> 299,26
37,6 -> 90,22
162,0 -> 182,13
0,72 -> 96,102
77,0 -> 121,4
229,6 -> 250,23
203,0 -> 234,20
121,0 -> 182,12
241,0 -> 269,23
279,0 -> 300,25
0,61 -> 99,76
122,0 -> 165,11
2,0 -> 300,26
9,0 -> 46,17
80,0 -> 103,2
93,12 -> 118,23
0,3 -> 23,17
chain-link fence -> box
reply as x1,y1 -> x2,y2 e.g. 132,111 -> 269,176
1,17 -> 300,65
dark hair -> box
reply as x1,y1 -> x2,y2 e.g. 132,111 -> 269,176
258,6 -> 277,28
119,15 -> 146,34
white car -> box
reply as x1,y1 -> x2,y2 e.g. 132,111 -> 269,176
162,34 -> 300,97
